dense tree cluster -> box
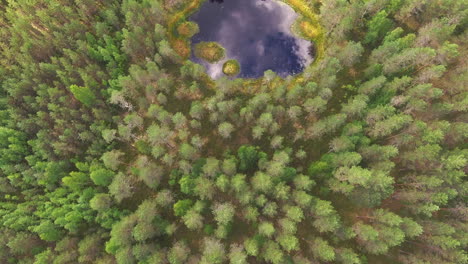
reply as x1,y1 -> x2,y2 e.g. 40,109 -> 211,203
0,0 -> 466,263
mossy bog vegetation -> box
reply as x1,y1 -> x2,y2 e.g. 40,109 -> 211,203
194,41 -> 226,63
222,59 -> 241,77
282,0 -> 325,61
177,21 -> 200,38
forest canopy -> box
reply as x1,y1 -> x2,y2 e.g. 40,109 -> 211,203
0,0 -> 466,264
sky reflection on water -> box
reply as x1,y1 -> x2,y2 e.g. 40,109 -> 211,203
190,0 -> 314,78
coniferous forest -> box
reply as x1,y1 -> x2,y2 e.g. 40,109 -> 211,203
0,0 -> 467,263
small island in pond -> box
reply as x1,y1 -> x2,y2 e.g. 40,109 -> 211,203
222,59 -> 241,77
194,41 -> 226,63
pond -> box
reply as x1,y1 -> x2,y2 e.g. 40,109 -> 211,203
189,0 -> 314,79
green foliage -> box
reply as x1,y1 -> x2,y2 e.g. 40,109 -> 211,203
173,199 -> 193,217
204,224 -> 215,235
336,248 -> 361,264
200,237 -> 226,264
90,193 -> 112,211
62,171 -> 90,191
183,209 -> 204,230
0,127 -> 28,172
213,202 -> 235,225
258,222 -> 275,238
263,241 -> 284,264
0,1 -> 465,264
215,174 -> 230,192
109,172 -> 134,202
311,237 -> 335,262
229,244 -> 248,264
244,237 -> 260,257
179,175 -> 197,195
135,139 -> 152,154
364,11 -> 394,45
168,241 -> 190,264
180,143 -> 197,160
218,122 -> 235,138
34,221 -> 62,242
90,168 -> 115,186
102,150 -> 123,171
277,234 -> 299,252
308,160 -> 331,176
251,171 -> 273,193
238,145 -> 266,172
69,85 -> 96,107
284,205 -> 304,222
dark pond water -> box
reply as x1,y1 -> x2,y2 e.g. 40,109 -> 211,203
189,0 -> 314,78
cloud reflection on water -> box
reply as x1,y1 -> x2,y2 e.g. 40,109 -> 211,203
190,0 -> 313,79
